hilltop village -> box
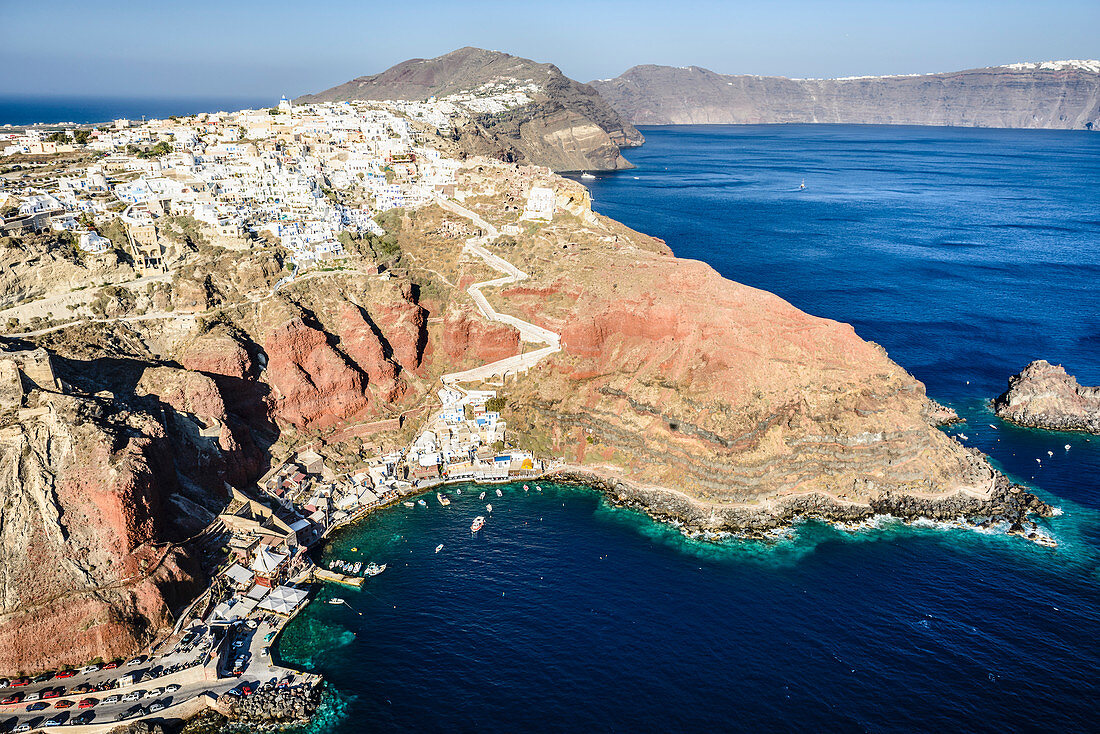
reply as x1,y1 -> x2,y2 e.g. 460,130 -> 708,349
0,92 -> 565,730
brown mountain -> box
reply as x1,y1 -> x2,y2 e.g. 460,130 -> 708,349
591,60 -> 1100,129
297,47 -> 644,171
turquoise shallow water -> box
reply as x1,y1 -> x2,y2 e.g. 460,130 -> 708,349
280,125 -> 1100,732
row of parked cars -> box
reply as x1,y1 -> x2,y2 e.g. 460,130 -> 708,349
0,656 -> 150,692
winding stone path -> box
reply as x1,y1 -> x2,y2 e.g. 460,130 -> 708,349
436,197 -> 561,385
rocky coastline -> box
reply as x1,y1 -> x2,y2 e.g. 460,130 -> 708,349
549,460 -> 1053,541
993,360 -> 1100,434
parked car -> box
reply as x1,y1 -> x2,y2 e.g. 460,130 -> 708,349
0,694 -> 22,705
102,661 -> 120,670
54,671 -> 75,679
73,711 -> 95,725
80,664 -> 101,675
27,702 -> 49,712
0,678 -> 9,688
122,691 -> 143,702
32,673 -> 54,683
78,698 -> 97,709
42,688 -> 61,699
145,688 -> 164,699
102,695 -> 120,705
148,702 -> 165,713
23,691 -> 40,702
14,722 -> 32,733
53,699 -> 74,709
44,714 -> 65,727
165,684 -> 180,693
126,656 -> 146,667
9,679 -> 29,688
72,684 -> 92,694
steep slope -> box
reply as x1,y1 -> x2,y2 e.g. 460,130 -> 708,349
434,162 -> 1050,532
591,60 -> 1100,129
297,47 -> 643,171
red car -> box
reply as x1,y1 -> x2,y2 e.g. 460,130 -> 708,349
0,693 -> 22,704
55,671 -> 76,679
54,699 -> 74,709
78,698 -> 97,709
103,661 -> 120,670
9,678 -> 29,688
43,689 -> 61,699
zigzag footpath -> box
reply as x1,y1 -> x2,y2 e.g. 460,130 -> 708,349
436,196 -> 561,384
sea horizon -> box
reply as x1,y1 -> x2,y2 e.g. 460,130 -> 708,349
0,94 -> 279,127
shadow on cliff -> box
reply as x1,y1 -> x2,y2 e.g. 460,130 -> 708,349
51,354 -> 280,519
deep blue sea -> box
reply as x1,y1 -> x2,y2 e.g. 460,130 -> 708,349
279,125 -> 1100,732
0,96 -> 274,126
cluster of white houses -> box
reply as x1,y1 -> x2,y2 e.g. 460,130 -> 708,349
1,97 -> 466,271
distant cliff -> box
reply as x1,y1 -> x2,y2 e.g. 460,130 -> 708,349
297,47 -> 644,171
591,60 -> 1100,130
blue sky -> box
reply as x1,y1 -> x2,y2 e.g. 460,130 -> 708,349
2,0 -> 1097,98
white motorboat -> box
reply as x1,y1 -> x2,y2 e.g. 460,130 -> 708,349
435,544 -> 444,553
471,516 -> 486,533
328,598 -> 344,605
365,562 -> 387,576
437,492 -> 450,506
496,488 -> 502,497
581,172 -> 596,180
485,503 -> 493,513
479,491 -> 486,500
403,501 -> 415,507
417,499 -> 427,507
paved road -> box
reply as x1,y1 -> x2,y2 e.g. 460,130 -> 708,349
0,621 -> 301,733
436,197 -> 562,384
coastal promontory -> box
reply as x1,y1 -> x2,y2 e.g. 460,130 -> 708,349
993,360 -> 1100,433
297,46 -> 644,172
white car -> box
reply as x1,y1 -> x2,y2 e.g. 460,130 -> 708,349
165,684 -> 181,693
103,695 -> 121,704
122,691 -> 143,702
24,690 -> 40,701
146,687 -> 164,698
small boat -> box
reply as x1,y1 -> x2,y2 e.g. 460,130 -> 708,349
417,499 -> 427,507
471,516 -> 486,533
404,501 -> 415,508
485,503 -> 493,512
365,562 -> 387,576
435,544 -> 444,553
581,172 -> 595,180
495,489 -> 502,497
437,492 -> 450,506
479,491 -> 486,500
799,179 -> 806,190
536,485 -> 542,492
456,488 -> 462,494
328,598 -> 345,605
523,484 -> 529,492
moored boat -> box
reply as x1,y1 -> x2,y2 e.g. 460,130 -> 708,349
365,562 -> 387,576
495,488 -> 502,497
471,515 -> 486,533
437,492 -> 450,506
404,501 -> 415,507
328,598 -> 344,605
479,491 -> 486,500
417,499 -> 427,507
485,503 -> 493,512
